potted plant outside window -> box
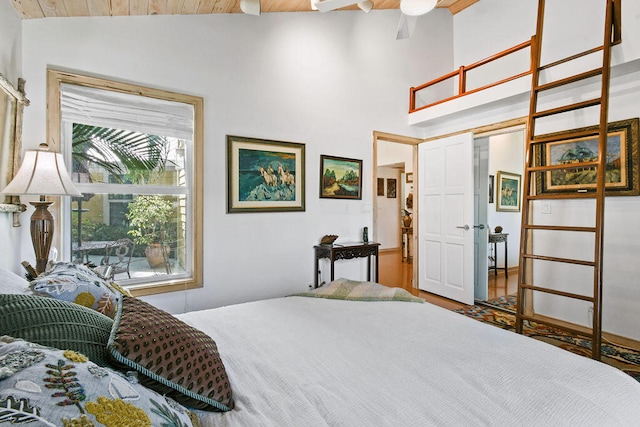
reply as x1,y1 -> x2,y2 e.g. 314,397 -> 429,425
126,195 -> 173,268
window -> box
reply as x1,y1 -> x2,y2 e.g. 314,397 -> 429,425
47,70 -> 203,296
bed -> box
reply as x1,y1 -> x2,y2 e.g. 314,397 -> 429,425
2,268 -> 640,426
179,284 -> 640,426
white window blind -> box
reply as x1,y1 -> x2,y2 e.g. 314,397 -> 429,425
60,83 -> 194,139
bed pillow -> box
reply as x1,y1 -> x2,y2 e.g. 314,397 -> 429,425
0,294 -> 113,367
29,262 -> 121,318
0,268 -> 31,295
0,337 -> 198,427
107,296 -> 234,411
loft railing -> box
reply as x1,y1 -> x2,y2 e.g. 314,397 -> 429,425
409,4 -> 621,115
409,38 -> 534,114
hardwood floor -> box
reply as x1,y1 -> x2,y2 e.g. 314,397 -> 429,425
378,249 -> 517,311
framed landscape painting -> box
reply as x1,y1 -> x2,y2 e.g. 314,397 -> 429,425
320,155 -> 363,200
227,135 -> 305,213
535,118 -> 639,196
497,171 -> 521,212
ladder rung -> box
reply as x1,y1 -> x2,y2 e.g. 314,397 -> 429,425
534,68 -> 603,93
526,161 -> 599,173
523,224 -> 596,233
521,253 -> 595,267
530,129 -> 600,145
538,45 -> 604,72
527,192 -> 596,200
532,98 -> 601,120
519,283 -> 594,302
517,314 -> 596,339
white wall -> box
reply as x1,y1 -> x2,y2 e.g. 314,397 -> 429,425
413,0 -> 640,340
15,10 -> 453,312
0,2 -> 23,273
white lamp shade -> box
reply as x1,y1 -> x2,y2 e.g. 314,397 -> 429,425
400,0 -> 436,16
1,146 -> 82,197
240,0 -> 261,15
358,0 -> 374,12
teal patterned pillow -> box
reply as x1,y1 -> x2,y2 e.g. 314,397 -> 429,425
0,337 -> 197,426
30,262 -> 121,318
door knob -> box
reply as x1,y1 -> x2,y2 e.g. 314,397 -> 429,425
456,225 -> 470,230
473,224 -> 485,229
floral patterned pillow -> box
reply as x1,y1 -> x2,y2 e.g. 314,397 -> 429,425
29,262 -> 121,318
0,336 -> 199,426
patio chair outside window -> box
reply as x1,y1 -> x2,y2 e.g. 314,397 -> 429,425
102,238 -> 135,279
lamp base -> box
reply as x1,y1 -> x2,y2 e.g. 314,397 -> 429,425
30,201 -> 54,274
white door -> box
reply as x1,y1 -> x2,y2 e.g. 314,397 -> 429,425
418,132 -> 474,305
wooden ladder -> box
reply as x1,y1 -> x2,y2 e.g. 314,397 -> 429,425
515,0 -> 621,360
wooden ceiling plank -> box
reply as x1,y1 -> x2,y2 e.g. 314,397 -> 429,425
168,0 -> 185,13
9,0 -> 478,17
149,0 -> 169,14
110,0 -> 130,15
129,0 -> 149,15
447,0 -> 477,14
10,0 -> 45,18
212,0 -> 238,13
86,0 -> 110,15
197,0 -> 217,13
180,0 -> 199,14
39,0 -> 69,17
63,0 -> 90,16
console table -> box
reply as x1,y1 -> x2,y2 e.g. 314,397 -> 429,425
488,233 -> 508,278
314,242 -> 380,288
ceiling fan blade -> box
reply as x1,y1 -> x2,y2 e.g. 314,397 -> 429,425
396,13 -> 418,40
315,0 -> 359,12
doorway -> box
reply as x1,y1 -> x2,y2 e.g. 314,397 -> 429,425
473,127 -> 525,302
373,131 -> 420,294
374,123 -> 526,304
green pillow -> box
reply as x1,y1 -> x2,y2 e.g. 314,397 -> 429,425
0,294 -> 113,367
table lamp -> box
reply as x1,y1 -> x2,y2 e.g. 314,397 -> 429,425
1,143 -> 82,274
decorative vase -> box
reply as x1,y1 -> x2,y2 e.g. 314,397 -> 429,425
403,213 -> 412,227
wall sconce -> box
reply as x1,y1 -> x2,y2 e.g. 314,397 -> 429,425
1,143 -> 81,274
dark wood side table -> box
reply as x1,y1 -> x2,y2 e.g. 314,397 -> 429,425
488,233 -> 508,278
314,242 -> 380,288
401,227 -> 413,263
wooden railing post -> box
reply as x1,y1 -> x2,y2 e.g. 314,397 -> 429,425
458,66 -> 466,95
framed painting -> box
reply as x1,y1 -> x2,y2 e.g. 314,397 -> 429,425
535,118 -> 639,196
320,155 -> 363,200
227,135 -> 305,213
377,177 -> 384,196
497,171 -> 521,212
387,178 -> 397,198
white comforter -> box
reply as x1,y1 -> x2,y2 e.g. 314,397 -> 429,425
177,297 -> 640,426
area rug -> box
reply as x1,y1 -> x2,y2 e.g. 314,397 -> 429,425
455,296 -> 640,383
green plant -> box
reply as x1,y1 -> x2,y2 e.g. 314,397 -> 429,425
126,195 -> 173,246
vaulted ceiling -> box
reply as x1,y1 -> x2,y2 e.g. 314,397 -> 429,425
10,0 -> 477,18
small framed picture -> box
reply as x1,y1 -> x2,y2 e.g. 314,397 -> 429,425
377,177 -> 385,196
406,172 -> 413,183
387,178 -> 397,198
496,171 -> 521,212
489,175 -> 494,204
320,155 -> 363,200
